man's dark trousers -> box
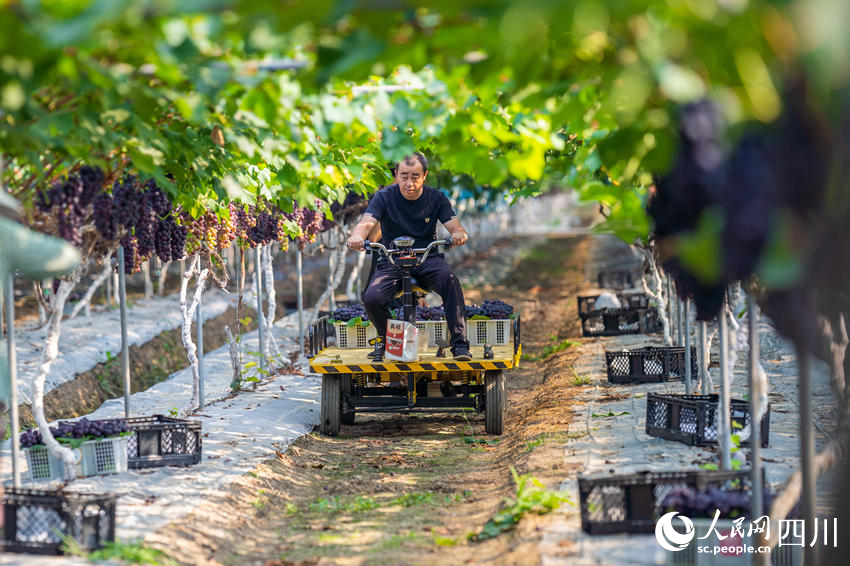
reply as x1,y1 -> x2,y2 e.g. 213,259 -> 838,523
363,256 -> 469,351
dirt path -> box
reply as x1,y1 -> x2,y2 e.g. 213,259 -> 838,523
150,235 -> 596,566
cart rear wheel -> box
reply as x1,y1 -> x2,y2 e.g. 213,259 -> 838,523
320,375 -> 341,436
484,370 -> 506,435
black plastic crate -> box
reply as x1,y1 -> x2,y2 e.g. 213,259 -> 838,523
126,415 -> 202,469
597,270 -> 637,290
580,307 -> 660,337
605,346 -> 697,384
1,488 -> 116,555
577,293 -> 650,315
645,393 -> 770,447
578,469 -> 752,535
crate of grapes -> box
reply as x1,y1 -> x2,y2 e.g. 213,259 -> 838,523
126,415 -> 202,469
0,488 -> 116,555
605,346 -> 697,384
662,485 -> 800,566
580,308 -> 658,337
645,393 -> 770,448
464,300 -> 514,346
578,469 -> 752,535
597,270 -> 637,290
329,300 -> 515,348
413,320 -> 448,348
333,321 -> 378,348
577,293 -> 650,315
467,319 -> 512,346
329,305 -> 376,348
318,299 -> 356,320
21,418 -> 131,482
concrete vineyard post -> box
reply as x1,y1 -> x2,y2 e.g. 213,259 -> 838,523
719,296 -> 731,470
197,289 -> 204,408
117,246 -> 131,418
799,351 -> 818,566
684,299 -> 692,394
6,275 -> 20,487
297,248 -> 304,353
699,321 -> 708,394
255,245 -> 265,371
748,293 -> 766,565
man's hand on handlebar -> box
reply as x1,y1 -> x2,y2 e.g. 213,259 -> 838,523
451,230 -> 468,247
347,234 -> 366,252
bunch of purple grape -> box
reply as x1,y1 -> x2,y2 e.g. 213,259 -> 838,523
248,210 -> 278,246
416,305 -> 445,320
136,180 -> 173,259
464,300 -> 514,319
19,429 -> 43,448
660,486 -> 777,520
120,235 -> 142,274
227,199 -> 332,249
284,205 -> 329,247
91,176 -> 183,272
648,89 -> 834,326
331,304 -> 369,322
465,305 -> 486,318
230,202 -> 255,244
111,178 -> 143,228
20,417 -> 129,447
481,299 -> 514,319
36,165 -> 106,245
315,199 -> 334,233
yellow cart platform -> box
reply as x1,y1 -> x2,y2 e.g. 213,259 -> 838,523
308,316 -> 522,436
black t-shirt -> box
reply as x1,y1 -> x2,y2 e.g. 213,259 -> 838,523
365,184 -> 456,250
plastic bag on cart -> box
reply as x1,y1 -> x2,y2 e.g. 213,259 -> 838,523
385,319 -> 420,362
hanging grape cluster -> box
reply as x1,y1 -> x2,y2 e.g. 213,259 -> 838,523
92,176 -> 185,274
283,202 -> 332,247
36,165 -> 105,245
648,88 -> 832,330
33,166 -> 365,277
647,101 -> 728,320
226,199 -> 332,250
181,210 -> 236,256
35,168 -> 186,274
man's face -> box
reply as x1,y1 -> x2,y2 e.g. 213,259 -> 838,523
395,159 -> 427,200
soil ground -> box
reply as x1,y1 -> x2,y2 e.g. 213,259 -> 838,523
151,235 -> 593,566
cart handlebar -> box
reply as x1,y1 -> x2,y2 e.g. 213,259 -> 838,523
364,238 -> 453,267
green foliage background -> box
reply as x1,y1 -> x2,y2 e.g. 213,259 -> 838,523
0,0 -> 846,247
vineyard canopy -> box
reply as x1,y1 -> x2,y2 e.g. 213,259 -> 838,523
0,0 -> 846,248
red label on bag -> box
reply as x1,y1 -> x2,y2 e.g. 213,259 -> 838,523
386,320 -> 405,358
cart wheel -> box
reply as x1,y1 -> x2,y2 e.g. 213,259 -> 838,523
320,375 -> 341,436
484,370 -> 506,435
341,374 -> 355,426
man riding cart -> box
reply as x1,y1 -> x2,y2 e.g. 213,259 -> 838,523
308,153 -> 521,436
348,153 -> 472,362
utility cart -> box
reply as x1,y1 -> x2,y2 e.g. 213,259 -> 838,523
308,237 -> 521,436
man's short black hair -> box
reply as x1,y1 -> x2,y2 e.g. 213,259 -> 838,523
391,152 -> 428,175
